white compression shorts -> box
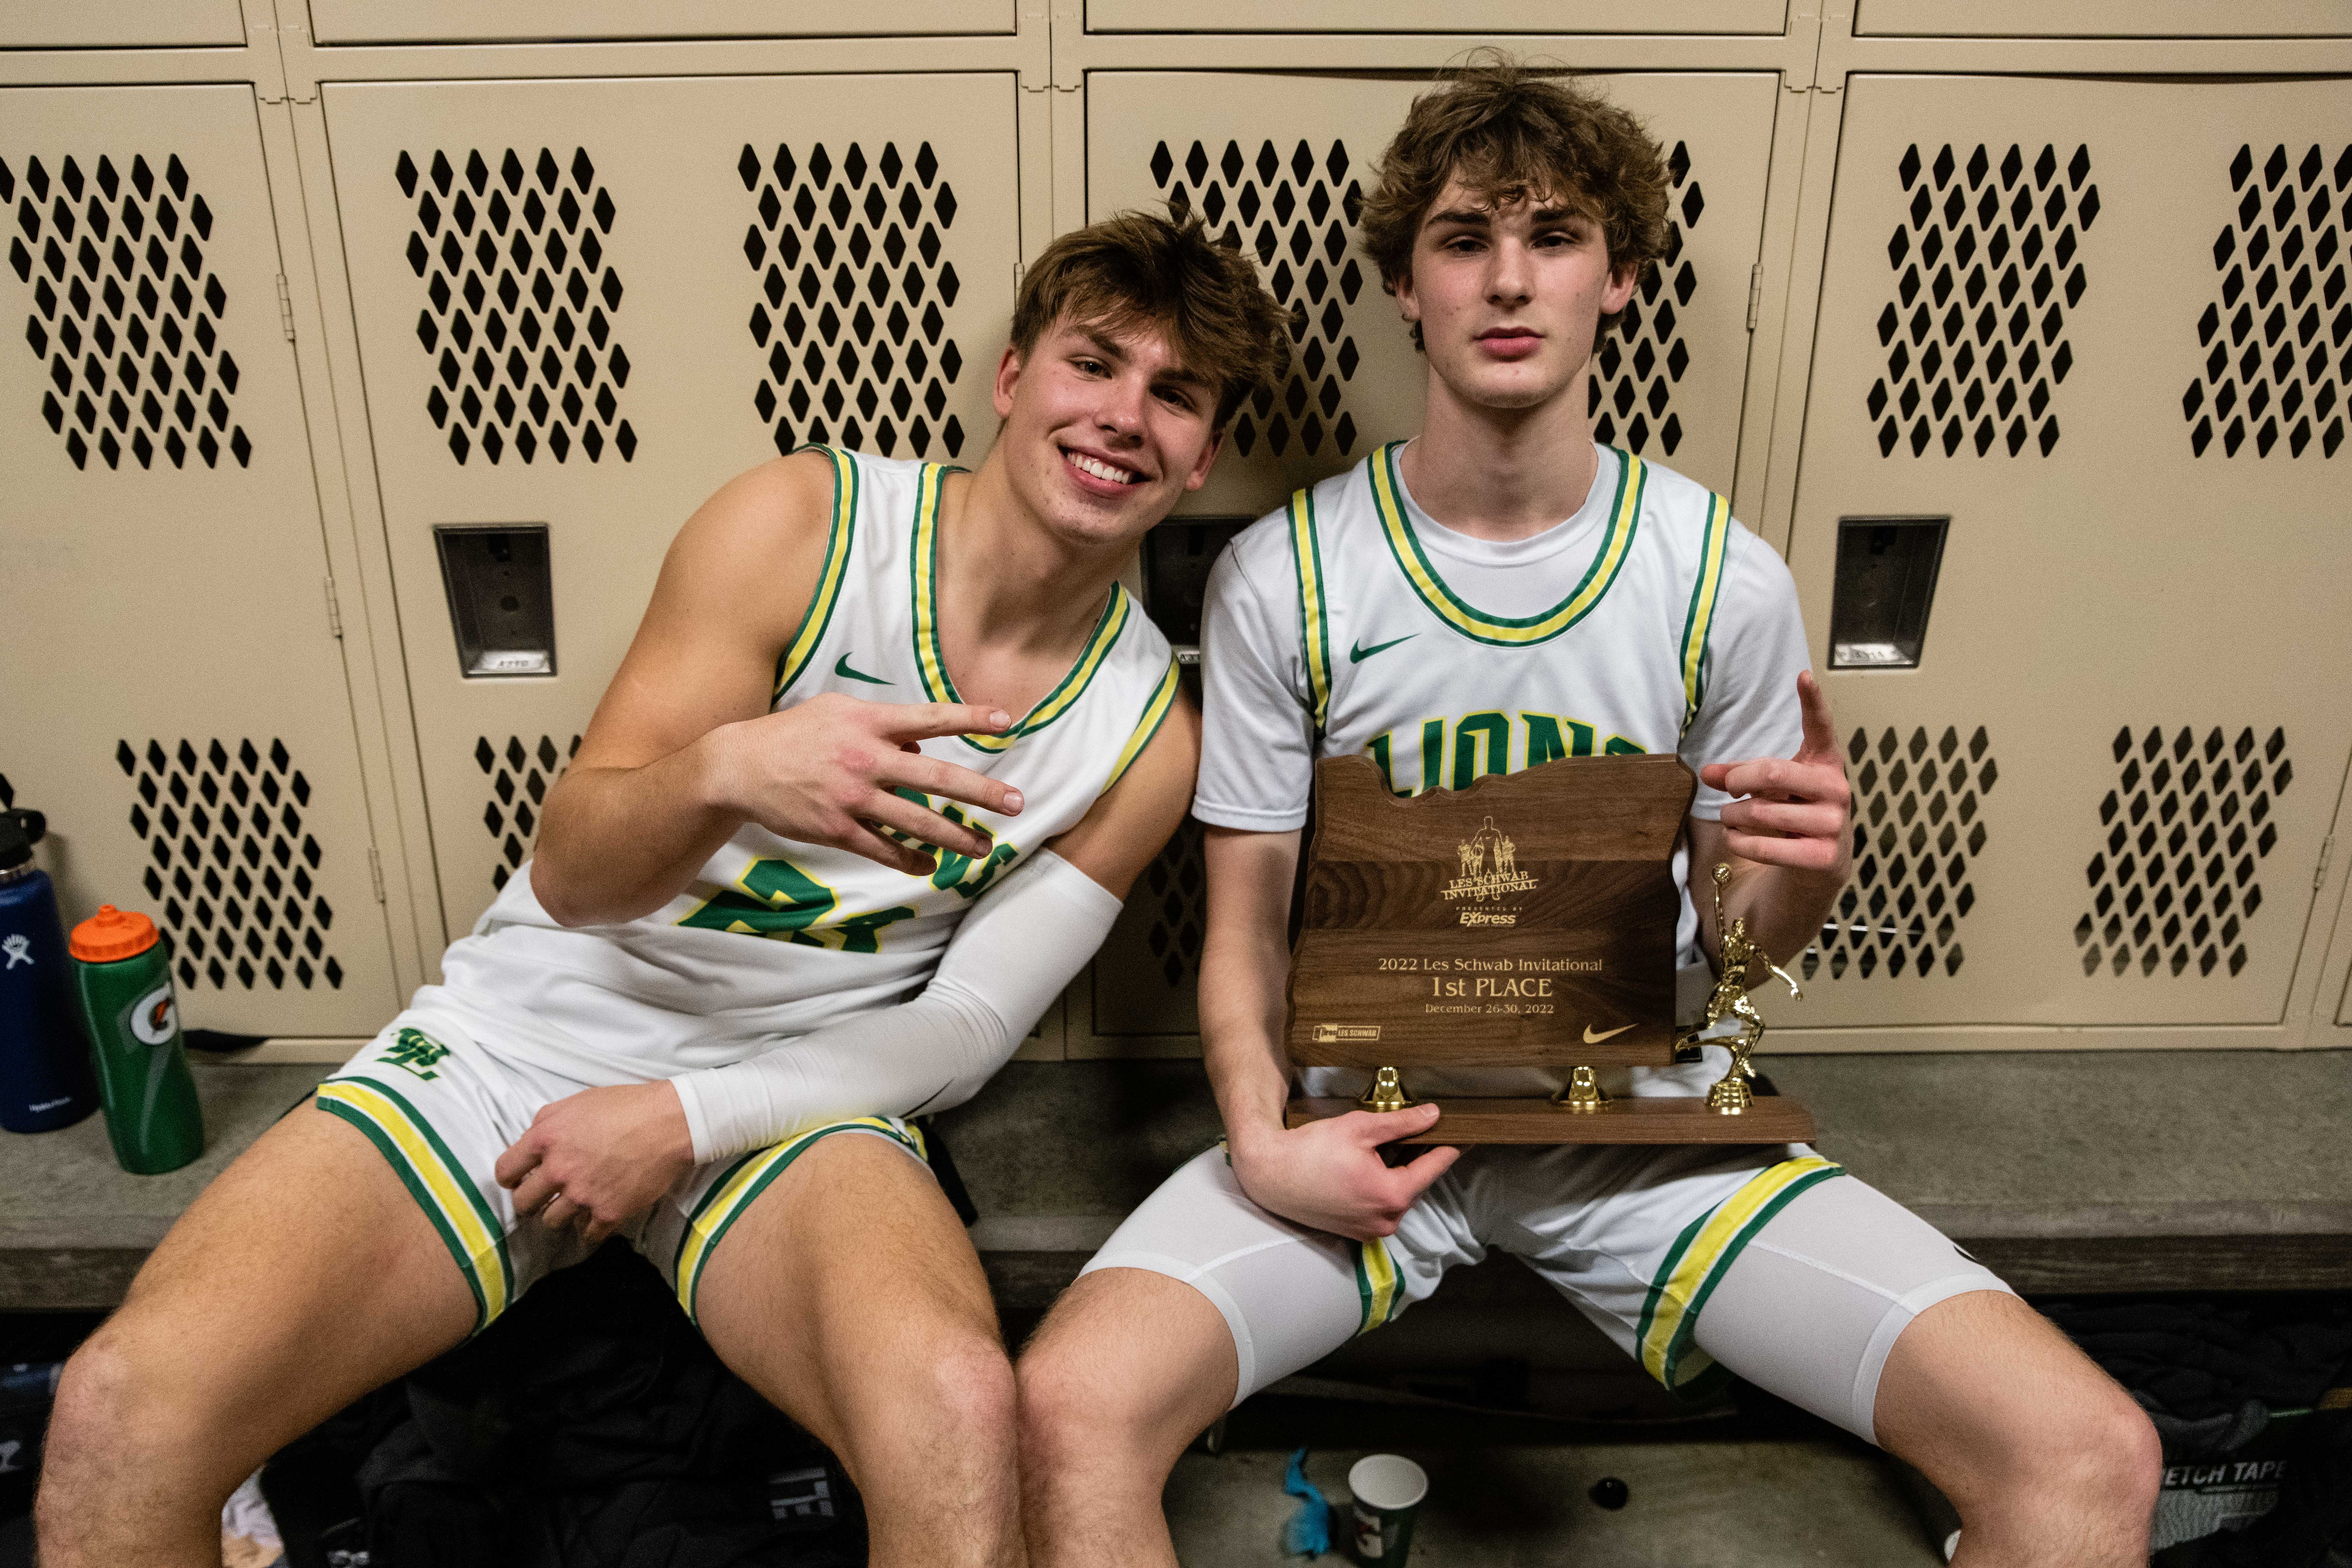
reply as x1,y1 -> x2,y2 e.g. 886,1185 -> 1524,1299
1082,1116 -> 2011,1443
671,849 -> 1122,1163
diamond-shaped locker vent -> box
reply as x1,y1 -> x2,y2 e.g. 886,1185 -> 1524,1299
478,732 -> 581,892
1871,141 -> 2098,459
1150,137 -> 1365,461
2076,725 -> 2291,980
1806,725 -> 1995,981
3,152 -> 252,471
741,141 -> 966,460
396,146 -> 636,466
115,736 -> 342,992
2181,143 -> 2350,460
1588,139 -> 1703,457
1136,817 -> 1206,990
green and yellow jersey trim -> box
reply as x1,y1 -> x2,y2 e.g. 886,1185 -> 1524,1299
1636,1156 -> 1844,1390
671,1117 -> 928,1322
908,461 -> 1132,753
1104,653 -> 1182,794
1679,490 -> 1734,735
316,1078 -> 514,1332
1369,440 -> 1645,648
773,445 -> 860,701
1354,1236 -> 1405,1334
1287,487 -> 1334,734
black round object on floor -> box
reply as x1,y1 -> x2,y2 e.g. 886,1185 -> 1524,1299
1589,1476 -> 1630,1510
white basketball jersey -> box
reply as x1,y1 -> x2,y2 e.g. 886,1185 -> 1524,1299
423,447 -> 1180,1083
1193,439 -> 1808,1096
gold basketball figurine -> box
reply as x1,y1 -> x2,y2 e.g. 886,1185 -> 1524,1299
1680,863 -> 1803,1115
1358,1065 -> 1416,1113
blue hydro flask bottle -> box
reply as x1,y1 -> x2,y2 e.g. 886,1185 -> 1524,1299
0,807 -> 100,1132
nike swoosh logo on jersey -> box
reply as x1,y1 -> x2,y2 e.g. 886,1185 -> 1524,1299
1349,633 -> 1417,663
1582,1022 -> 1637,1045
834,653 -> 893,686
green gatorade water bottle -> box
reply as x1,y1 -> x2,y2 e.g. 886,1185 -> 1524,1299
69,904 -> 205,1174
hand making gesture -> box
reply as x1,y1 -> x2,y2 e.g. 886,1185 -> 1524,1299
1697,671 -> 1853,879
708,692 -> 1023,877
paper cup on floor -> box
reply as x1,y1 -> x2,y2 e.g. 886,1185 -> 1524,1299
1347,1454 -> 1428,1562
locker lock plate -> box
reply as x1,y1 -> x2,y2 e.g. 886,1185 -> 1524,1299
434,524 -> 555,678
1829,516 -> 1948,671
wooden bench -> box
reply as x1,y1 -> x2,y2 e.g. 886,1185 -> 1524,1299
6,1052 -> 2345,1315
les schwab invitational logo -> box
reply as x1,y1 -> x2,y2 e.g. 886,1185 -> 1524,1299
1442,816 -> 1538,926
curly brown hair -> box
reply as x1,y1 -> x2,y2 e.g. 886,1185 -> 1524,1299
1358,53 -> 1671,346
1012,210 -> 1288,430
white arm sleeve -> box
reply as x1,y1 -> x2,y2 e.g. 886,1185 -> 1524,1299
669,850 -> 1124,1163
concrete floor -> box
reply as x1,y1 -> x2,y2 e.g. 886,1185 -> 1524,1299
1166,1439 -> 1947,1566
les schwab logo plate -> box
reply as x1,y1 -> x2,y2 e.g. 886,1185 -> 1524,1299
1442,815 -> 1539,927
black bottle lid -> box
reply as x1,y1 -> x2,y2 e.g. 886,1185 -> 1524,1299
0,809 -> 48,872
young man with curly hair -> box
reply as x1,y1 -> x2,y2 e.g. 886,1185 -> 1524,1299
39,212 -> 1285,1568
1017,63 -> 2159,1568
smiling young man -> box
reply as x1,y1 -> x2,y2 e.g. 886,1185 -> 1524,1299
1016,66 -> 2159,1568
38,211 -> 1284,1568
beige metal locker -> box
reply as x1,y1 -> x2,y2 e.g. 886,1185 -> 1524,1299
0,0 -> 245,50
308,2 -> 1013,45
1780,75 -> 2352,1034
1077,70 -> 1784,1052
1856,1 -> 2351,39
0,85 -> 401,1033
1085,0 -> 1788,34
323,75 -> 1020,941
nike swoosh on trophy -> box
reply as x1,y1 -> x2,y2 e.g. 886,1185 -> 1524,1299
1582,1022 -> 1637,1045
834,653 -> 893,685
1348,634 -> 1417,663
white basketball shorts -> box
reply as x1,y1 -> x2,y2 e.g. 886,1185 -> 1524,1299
1081,1114 -> 2010,1443
315,1005 -> 933,1334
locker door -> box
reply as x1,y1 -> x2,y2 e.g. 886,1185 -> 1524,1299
323,76 -> 1020,939
1085,0 -> 1787,34
309,0 -> 1013,45
1856,0 -> 2348,38
1079,71 -> 1783,1050
1781,76 -> 2352,1031
0,86 -> 402,1032
0,1 -> 244,48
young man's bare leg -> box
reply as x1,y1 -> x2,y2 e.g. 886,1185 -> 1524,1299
37,1108 -> 478,1567
1872,1290 -> 2159,1568
1016,1268 -> 1236,1568
693,1131 -> 1027,1568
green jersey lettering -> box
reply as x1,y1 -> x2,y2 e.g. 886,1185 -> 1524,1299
1523,713 -> 1597,765
1362,712 -> 1641,796
1451,711 -> 1511,789
1416,719 -> 1445,798
824,905 -> 921,953
677,857 -> 839,941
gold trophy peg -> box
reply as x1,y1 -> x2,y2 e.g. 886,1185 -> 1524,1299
1358,1066 -> 1416,1113
1553,1064 -> 1610,1112
1680,863 -> 1803,1116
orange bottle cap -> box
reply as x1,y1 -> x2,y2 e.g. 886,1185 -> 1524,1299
70,904 -> 161,963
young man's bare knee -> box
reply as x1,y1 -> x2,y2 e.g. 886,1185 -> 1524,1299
1019,1270 -> 1234,1475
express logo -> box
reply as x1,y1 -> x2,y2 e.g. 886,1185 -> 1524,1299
129,984 -> 178,1046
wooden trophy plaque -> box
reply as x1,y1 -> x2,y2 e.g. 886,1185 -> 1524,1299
1282,754 -> 1815,1145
